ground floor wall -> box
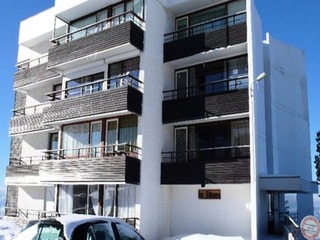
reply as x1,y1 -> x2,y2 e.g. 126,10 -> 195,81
168,184 -> 251,238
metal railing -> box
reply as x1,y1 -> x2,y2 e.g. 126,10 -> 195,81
9,156 -> 47,165
16,54 -> 48,71
164,11 -> 246,43
45,143 -> 141,160
162,145 -> 250,163
12,102 -> 51,116
5,207 -> 140,230
5,207 -> 60,220
9,144 -> 141,166
51,11 -> 144,45
282,214 -> 300,240
46,74 -> 143,101
163,76 -> 248,100
122,217 -> 140,230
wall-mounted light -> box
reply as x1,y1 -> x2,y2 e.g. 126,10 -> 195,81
250,72 -> 266,97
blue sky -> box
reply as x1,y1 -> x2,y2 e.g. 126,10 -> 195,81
0,0 -> 319,192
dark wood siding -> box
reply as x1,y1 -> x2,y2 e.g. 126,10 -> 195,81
164,22 -> 247,62
48,21 -> 144,68
39,156 -> 140,184
162,89 -> 248,123
43,86 -> 142,125
14,63 -> 61,89
161,158 -> 250,184
9,113 -> 50,135
6,165 -> 39,178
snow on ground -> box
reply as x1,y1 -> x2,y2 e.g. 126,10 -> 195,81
0,218 -> 22,240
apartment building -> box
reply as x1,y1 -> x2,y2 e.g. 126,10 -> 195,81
5,0 -> 317,239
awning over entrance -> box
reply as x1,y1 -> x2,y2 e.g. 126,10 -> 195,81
260,176 -> 318,193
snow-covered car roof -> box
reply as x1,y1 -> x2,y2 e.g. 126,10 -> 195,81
14,214 -> 139,240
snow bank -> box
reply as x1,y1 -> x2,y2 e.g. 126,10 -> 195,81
0,219 -> 22,240
163,233 -> 245,240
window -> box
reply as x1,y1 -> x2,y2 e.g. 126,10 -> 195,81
53,84 -> 62,101
175,119 -> 249,161
59,184 -> 137,219
90,223 -> 115,240
175,0 -> 245,36
62,123 -> 90,157
48,133 -> 59,160
90,122 -> 102,157
228,56 -> 248,90
35,222 -> 64,240
189,5 -> 226,35
108,57 -> 140,89
114,222 -> 143,240
59,185 -> 99,215
175,55 -> 248,96
66,72 -> 104,98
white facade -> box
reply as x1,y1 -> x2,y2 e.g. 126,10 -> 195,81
6,0 -> 317,239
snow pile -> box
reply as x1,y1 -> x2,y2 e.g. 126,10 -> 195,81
0,219 -> 22,240
163,234 -> 245,240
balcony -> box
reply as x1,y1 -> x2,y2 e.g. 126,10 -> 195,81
9,103 -> 53,136
48,11 -> 144,71
6,144 -> 141,185
162,77 -> 249,123
164,12 -> 247,62
43,75 -> 143,125
14,55 -> 61,90
161,146 -> 250,185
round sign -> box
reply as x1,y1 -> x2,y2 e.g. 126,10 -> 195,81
300,215 -> 320,239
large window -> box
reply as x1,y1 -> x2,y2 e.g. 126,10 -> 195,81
175,0 -> 245,38
61,116 -> 138,158
109,57 -> 140,89
66,72 -> 104,98
68,0 -> 144,41
175,55 -> 248,97
59,184 -> 137,218
175,119 -> 249,161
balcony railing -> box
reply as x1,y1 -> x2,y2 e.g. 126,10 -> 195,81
162,145 -> 250,163
45,74 -> 143,101
45,143 -> 141,160
12,102 -> 51,116
10,144 -> 141,166
164,11 -> 246,43
51,11 -> 143,45
16,54 -> 49,71
163,76 -> 248,101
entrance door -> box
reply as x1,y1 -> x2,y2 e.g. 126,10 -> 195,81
267,192 -> 281,234
106,119 -> 118,154
90,122 -> 102,157
175,127 -> 188,162
49,133 -> 59,159
268,192 -> 275,234
175,70 -> 188,99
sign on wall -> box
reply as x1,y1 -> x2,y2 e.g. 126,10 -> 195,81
198,189 -> 221,200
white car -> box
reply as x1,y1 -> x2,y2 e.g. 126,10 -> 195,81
14,214 -> 144,240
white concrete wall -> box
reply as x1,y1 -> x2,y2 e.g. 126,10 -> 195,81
247,0 -> 267,237
45,186 -> 56,212
25,84 -> 53,109
19,8 -> 54,48
265,35 -> 312,180
169,184 -> 251,238
18,186 -> 46,214
138,0 -> 172,239
21,132 -> 49,158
